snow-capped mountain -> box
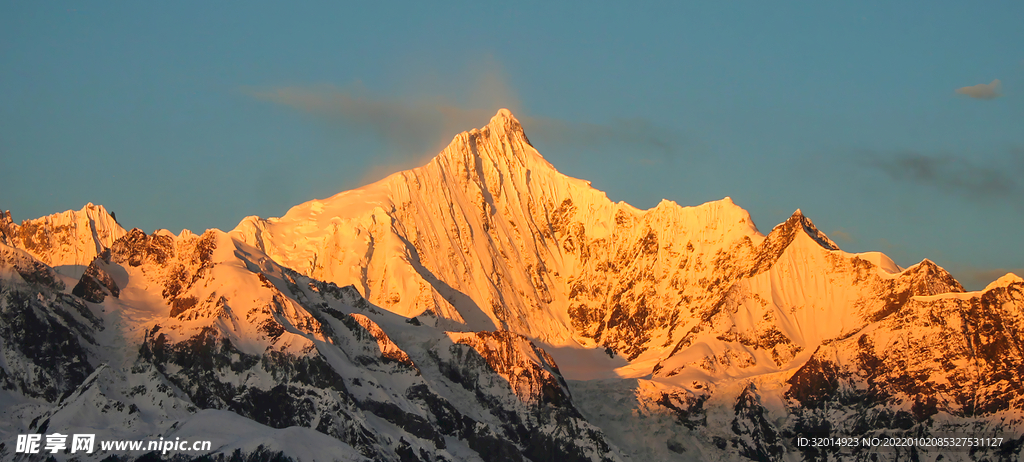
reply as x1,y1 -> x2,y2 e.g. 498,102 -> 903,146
1,220 -> 620,461
231,109 -> 765,353
1,204 -> 126,269
2,109 -> 1022,461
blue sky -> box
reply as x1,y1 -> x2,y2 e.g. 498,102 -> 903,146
2,1 -> 1021,288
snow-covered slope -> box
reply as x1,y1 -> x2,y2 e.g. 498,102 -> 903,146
1,204 -> 126,270
1,227 -> 621,461
222,109 -> 1022,461
228,109 -> 980,383
231,110 -> 766,354
3,109 -> 1022,461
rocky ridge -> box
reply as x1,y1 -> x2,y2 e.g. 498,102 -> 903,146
0,224 -> 621,461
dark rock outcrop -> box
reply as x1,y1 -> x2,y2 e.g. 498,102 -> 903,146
72,249 -> 121,303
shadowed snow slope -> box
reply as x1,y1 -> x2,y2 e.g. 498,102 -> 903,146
1,227 -> 621,461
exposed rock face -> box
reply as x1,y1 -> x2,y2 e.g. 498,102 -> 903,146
224,111 -> 1023,461
731,384 -> 784,462
0,242 -> 65,290
780,279 -> 1024,460
434,330 -> 618,462
0,203 -> 125,267
232,112 -> 763,354
788,278 -> 1024,417
0,227 -> 622,461
72,249 -> 121,303
1,243 -> 99,403
227,112 -> 983,387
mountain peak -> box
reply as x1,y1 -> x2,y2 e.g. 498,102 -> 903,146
477,108 -> 530,146
766,209 -> 836,251
898,258 -> 965,295
984,272 -> 1024,292
749,209 -> 839,275
490,108 -> 517,124
430,107 -> 553,180
793,211 -> 838,250
1,203 -> 127,267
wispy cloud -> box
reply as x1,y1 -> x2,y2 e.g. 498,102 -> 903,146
829,229 -> 854,243
244,62 -> 684,173
523,116 -> 682,162
864,149 -> 1024,201
246,84 -> 683,161
955,79 -> 1003,100
245,84 -> 493,155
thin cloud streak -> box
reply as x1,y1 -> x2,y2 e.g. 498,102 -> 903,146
245,83 -> 684,169
864,149 -> 1024,201
245,84 -> 492,155
523,116 -> 682,162
955,79 -> 1003,100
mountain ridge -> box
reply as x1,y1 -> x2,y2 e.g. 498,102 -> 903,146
226,110 -> 980,371
2,109 -> 1022,461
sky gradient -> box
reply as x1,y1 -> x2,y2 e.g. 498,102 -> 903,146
2,1 -> 1022,289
